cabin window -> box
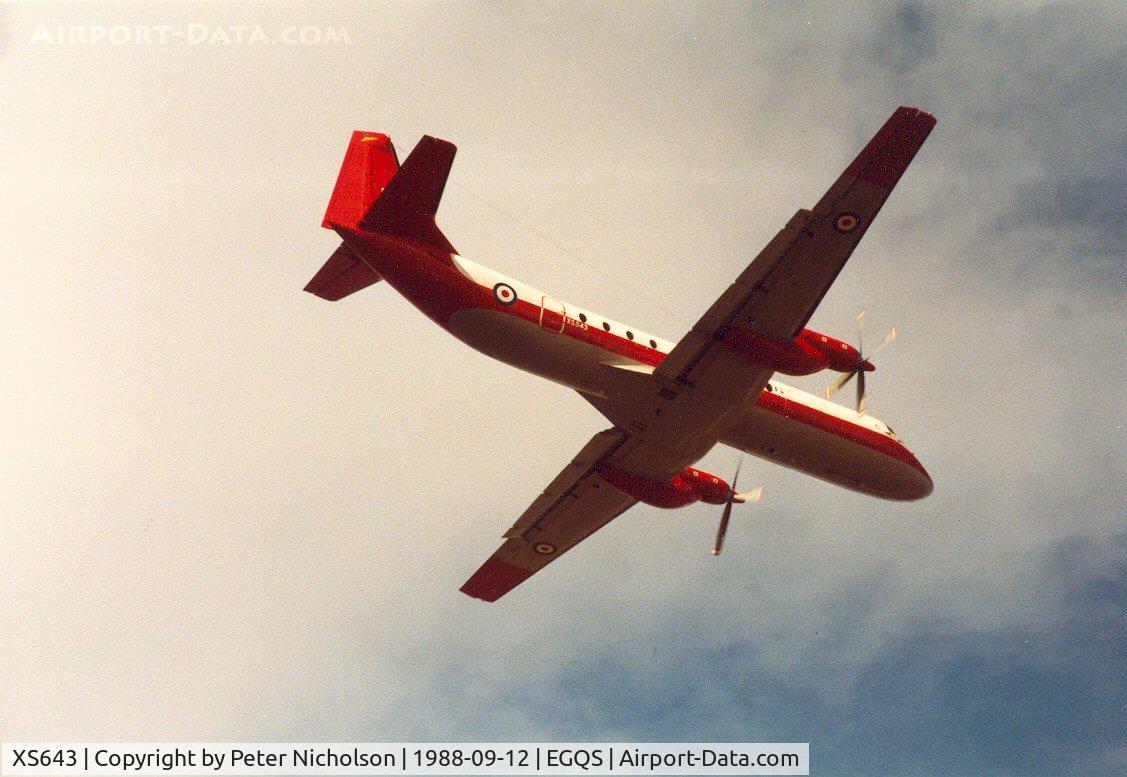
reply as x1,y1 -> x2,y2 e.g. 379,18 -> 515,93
578,313 -> 587,323
649,339 -> 657,348
602,322 -> 611,331
626,331 -> 634,341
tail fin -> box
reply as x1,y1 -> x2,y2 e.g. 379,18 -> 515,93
307,132 -> 458,302
359,135 -> 458,255
322,131 -> 400,230
307,131 -> 398,301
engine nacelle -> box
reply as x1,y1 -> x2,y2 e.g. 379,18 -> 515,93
798,329 -> 873,373
722,326 -> 872,375
597,465 -> 732,509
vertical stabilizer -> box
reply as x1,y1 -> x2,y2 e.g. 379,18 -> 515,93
322,131 -> 399,230
306,131 -> 399,301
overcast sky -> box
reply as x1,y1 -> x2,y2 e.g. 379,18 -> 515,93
1,2 -> 1123,775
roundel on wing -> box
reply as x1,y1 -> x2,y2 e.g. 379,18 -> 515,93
493,282 -> 518,306
833,212 -> 861,233
533,542 -> 556,555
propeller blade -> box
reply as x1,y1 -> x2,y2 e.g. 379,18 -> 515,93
735,485 -> 764,504
712,498 -> 734,556
870,325 -> 898,358
827,314 -> 892,412
713,457 -> 745,556
826,368 -> 855,398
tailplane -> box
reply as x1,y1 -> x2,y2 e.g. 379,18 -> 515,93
304,243 -> 380,301
359,135 -> 457,255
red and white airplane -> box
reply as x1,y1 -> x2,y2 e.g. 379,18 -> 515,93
306,107 -> 937,602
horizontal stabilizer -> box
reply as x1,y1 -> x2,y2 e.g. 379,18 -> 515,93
359,135 -> 457,255
304,243 -> 382,301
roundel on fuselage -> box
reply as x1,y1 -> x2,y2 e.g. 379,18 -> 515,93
493,282 -> 517,306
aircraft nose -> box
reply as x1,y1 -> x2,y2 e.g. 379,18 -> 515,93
903,451 -> 933,500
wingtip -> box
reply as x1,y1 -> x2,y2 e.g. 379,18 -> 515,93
460,558 -> 532,602
895,106 -> 938,125
844,106 -> 938,190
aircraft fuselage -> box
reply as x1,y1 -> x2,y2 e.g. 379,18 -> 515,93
343,230 -> 933,501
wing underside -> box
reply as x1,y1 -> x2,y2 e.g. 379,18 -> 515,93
460,429 -> 637,602
656,107 -> 936,387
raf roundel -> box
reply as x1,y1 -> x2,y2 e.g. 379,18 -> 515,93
834,212 -> 860,233
493,282 -> 518,306
533,542 -> 556,555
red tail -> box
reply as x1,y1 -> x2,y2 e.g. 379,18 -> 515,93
322,131 -> 400,230
306,132 -> 398,301
307,131 -> 459,302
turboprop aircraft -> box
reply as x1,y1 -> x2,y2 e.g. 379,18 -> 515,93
305,106 -> 936,601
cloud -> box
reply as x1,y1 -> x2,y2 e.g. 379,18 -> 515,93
387,535 -> 1123,776
0,1 -> 1122,773
853,2 -> 1127,288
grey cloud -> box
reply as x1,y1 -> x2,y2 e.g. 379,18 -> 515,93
1,1 -> 1123,772
855,3 -> 1126,287
427,536 -> 1125,776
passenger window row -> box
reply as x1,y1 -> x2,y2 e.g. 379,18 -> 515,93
575,312 -> 658,349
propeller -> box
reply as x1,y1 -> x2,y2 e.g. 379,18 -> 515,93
712,459 -> 764,556
825,310 -> 896,415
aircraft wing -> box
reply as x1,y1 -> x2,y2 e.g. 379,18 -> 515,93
583,107 -> 937,473
460,429 -> 637,602
656,106 -> 936,397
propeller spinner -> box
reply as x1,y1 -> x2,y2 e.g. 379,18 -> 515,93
825,310 -> 896,415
